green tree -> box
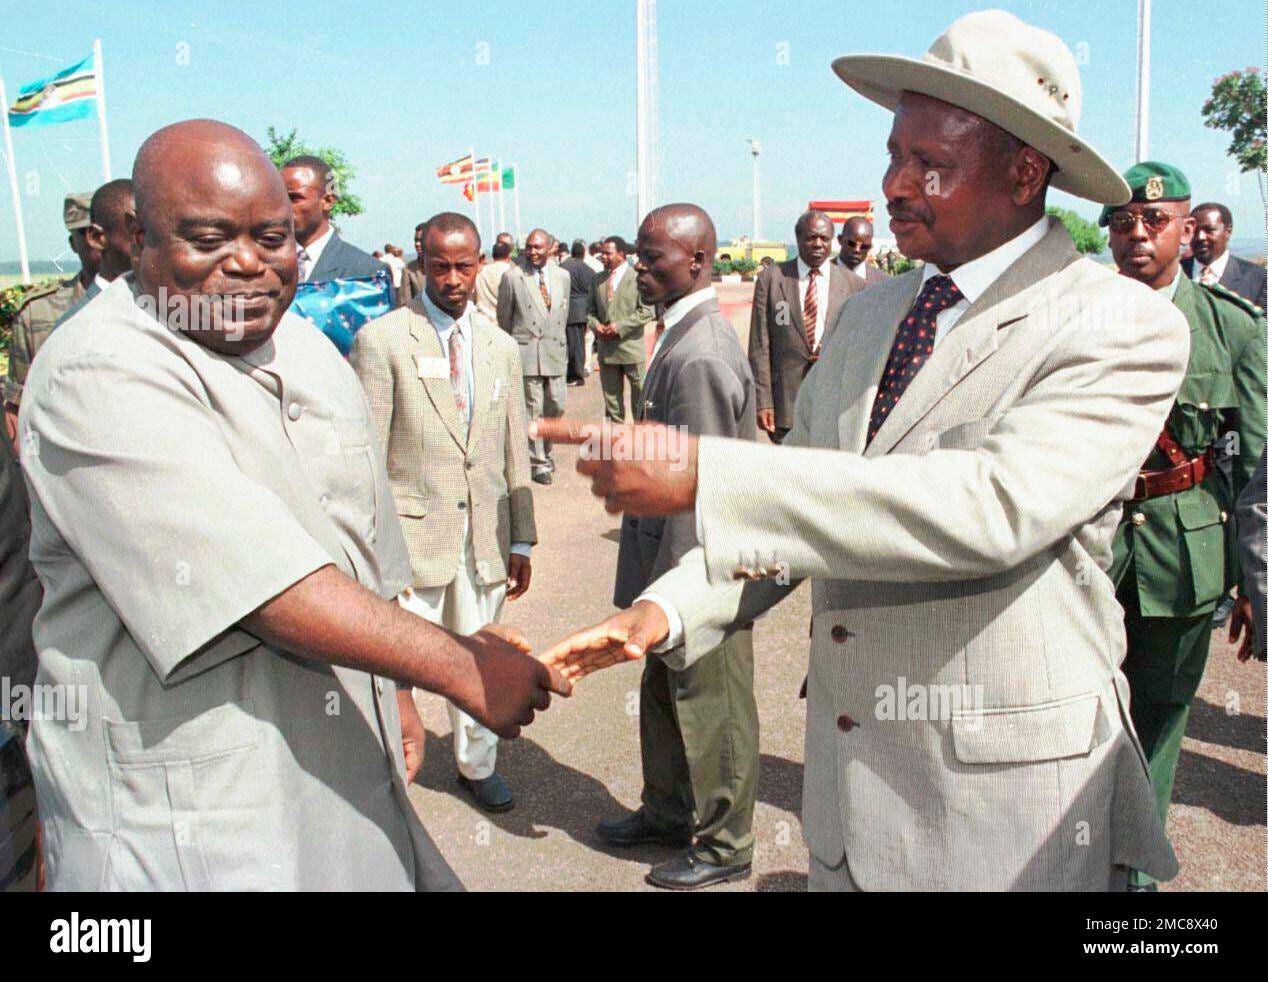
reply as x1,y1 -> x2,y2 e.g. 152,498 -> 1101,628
1046,206 -> 1106,255
1201,67 -> 1267,205
264,126 -> 365,219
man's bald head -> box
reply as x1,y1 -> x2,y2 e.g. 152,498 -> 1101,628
87,178 -> 136,281
838,216 -> 875,268
523,228 -> 552,269
634,203 -> 717,307
129,119 -> 297,353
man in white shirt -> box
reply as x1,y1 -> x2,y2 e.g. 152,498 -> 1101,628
537,10 -> 1188,892
381,243 -> 407,289
748,211 -> 864,442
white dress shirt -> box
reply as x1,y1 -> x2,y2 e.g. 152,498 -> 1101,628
418,291 -> 530,558
921,215 -> 1049,348
642,216 -> 1052,649
648,286 -> 715,370
607,261 -> 629,297
297,225 -> 334,282
837,256 -> 869,281
796,257 -> 831,350
382,252 -> 406,288
1190,249 -> 1229,285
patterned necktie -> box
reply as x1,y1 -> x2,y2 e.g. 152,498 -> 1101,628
804,267 -> 820,353
297,247 -> 311,283
447,327 -> 469,427
1200,265 -> 1216,286
867,273 -> 963,445
538,269 -> 552,311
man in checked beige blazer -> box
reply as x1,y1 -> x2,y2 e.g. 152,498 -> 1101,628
352,213 -> 537,812
539,11 -> 1190,891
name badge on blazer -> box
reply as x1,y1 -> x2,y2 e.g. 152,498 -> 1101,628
491,377 -> 505,404
416,355 -> 449,380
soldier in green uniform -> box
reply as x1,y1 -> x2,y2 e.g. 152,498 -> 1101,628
1103,162 -> 1266,889
3,192 -> 98,439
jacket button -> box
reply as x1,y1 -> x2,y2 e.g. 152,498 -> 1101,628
287,402 -> 304,421
465,459 -> 474,469
457,501 -> 467,510
1130,512 -> 1146,526
1198,401 -> 1209,411
1220,510 -> 1228,523
830,625 -> 850,643
836,713 -> 857,732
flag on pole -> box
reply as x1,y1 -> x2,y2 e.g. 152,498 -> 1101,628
436,153 -> 475,185
7,55 -> 98,128
500,166 -> 515,190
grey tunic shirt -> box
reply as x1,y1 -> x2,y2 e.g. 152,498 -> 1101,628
17,276 -> 461,891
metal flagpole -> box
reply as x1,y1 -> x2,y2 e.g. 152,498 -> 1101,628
496,158 -> 506,236
94,37 -> 111,180
469,145 -> 483,248
1133,0 -> 1150,163
747,138 -> 762,241
511,162 -> 521,245
634,0 -> 659,228
0,75 -> 31,284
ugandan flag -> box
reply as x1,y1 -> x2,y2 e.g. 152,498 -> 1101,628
436,153 -> 475,185
8,55 -> 97,129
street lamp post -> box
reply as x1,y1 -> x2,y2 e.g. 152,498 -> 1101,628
747,138 -> 762,242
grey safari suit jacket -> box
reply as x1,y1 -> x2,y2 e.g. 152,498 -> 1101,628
17,276 -> 461,891
647,219 -> 1190,890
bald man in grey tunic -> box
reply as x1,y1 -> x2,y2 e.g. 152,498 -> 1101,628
16,119 -> 567,891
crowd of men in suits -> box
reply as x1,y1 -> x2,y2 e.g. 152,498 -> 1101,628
1,7 -> 1265,894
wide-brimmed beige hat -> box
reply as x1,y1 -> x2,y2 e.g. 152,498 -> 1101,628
832,9 -> 1129,205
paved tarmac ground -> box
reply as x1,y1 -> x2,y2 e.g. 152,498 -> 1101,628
405,282 -> 1267,892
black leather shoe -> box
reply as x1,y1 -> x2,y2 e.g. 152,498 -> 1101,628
646,849 -> 751,890
531,471 -> 552,486
458,772 -> 514,812
596,810 -> 691,848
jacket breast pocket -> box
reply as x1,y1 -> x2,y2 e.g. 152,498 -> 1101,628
1176,491 -> 1228,605
951,691 -> 1110,765
104,701 -> 264,891
329,417 -> 379,543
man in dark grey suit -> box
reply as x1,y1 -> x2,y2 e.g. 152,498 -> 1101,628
598,203 -> 759,891
750,210 -> 864,442
836,216 -> 889,286
281,155 -> 389,290
0,433 -> 40,890
561,239 -> 596,385
1183,202 -> 1266,310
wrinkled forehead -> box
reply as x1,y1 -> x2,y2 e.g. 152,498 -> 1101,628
139,140 -> 289,229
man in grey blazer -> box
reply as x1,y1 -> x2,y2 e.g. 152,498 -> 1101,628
497,228 -> 571,484
594,203 -> 759,891
351,213 -> 538,812
539,11 -> 1188,891
282,154 -> 389,291
749,210 -> 864,441
836,216 -> 889,286
588,236 -> 655,421
1182,202 -> 1266,311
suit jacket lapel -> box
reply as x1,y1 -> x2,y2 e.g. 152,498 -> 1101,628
865,220 -> 1077,457
648,296 -> 715,386
408,307 -> 467,451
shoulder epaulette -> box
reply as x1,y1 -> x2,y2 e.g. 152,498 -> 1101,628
12,280 -> 62,312
1201,280 -> 1263,319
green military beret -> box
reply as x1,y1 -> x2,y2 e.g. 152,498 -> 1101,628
63,192 -> 92,231
1098,161 -> 1191,226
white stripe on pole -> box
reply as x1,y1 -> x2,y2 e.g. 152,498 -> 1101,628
511,162 -> 521,246
94,38 -> 111,181
496,158 -> 506,237
1141,0 -> 1151,163
0,75 -> 31,284
469,145 -> 482,248
635,0 -> 658,227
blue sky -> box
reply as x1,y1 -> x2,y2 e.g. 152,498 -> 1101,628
2,0 -> 1263,266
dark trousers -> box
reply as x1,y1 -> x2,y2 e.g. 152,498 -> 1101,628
566,322 -> 587,382
639,628 -> 758,866
0,727 -> 37,892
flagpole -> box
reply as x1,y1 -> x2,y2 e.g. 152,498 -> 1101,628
93,38 -> 111,181
511,162 -> 521,245
0,75 -> 31,284
469,146 -> 483,250
496,158 -> 506,236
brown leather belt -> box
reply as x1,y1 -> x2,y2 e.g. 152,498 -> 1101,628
1132,447 -> 1215,500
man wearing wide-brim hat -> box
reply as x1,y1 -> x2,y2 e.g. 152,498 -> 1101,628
536,10 -> 1191,891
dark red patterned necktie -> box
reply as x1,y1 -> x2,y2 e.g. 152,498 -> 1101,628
866,273 -> 963,445
804,267 -> 820,353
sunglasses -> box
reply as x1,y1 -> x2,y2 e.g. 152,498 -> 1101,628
1106,208 -> 1174,235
